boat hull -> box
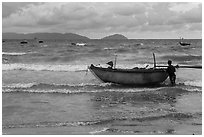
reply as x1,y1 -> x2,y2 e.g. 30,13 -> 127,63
89,65 -> 168,86
179,42 -> 190,46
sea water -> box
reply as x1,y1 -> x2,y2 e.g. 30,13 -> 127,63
2,39 -> 202,135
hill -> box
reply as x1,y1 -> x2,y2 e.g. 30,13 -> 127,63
102,34 -> 128,40
2,32 -> 90,40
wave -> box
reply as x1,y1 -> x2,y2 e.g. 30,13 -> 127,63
3,82 -> 113,89
183,80 -> 202,87
2,52 -> 27,56
2,120 -> 100,129
104,47 -> 117,50
2,63 -> 88,72
3,63 -> 201,72
2,63 -> 163,72
2,81 -> 202,94
3,83 -> 37,89
90,128 -> 110,134
2,82 -> 113,94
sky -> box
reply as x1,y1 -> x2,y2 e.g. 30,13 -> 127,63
2,2 -> 202,39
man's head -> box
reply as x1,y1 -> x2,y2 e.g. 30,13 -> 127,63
168,60 -> 172,65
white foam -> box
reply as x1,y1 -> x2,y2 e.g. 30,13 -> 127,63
2,52 -> 27,56
2,83 -> 37,88
104,47 -> 117,50
183,80 -> 202,87
90,128 -> 109,134
2,88 -> 103,94
2,82 -> 110,89
182,87 -> 202,92
3,83 -> 201,94
2,63 -> 88,72
76,43 -> 86,46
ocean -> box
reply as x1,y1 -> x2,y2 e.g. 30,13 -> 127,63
2,39 -> 202,135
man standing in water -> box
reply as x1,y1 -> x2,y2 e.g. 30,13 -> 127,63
166,60 -> 176,85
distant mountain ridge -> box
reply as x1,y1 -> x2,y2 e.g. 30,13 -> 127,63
2,32 -> 90,40
102,34 -> 128,40
2,32 -> 128,40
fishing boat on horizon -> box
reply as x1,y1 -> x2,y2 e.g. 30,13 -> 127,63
38,40 -> 44,43
179,37 -> 191,46
20,40 -> 28,44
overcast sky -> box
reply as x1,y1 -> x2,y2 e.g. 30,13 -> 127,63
2,2 -> 202,39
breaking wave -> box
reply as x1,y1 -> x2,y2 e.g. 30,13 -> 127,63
2,81 -> 201,94
183,80 -> 202,87
2,63 -> 159,72
2,63 -> 88,72
2,52 -> 27,56
2,63 -> 164,72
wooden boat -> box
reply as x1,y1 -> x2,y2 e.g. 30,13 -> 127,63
88,53 -> 201,86
89,64 -> 168,86
179,42 -> 191,46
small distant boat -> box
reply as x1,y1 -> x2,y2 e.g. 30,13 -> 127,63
38,40 -> 44,43
71,42 -> 76,46
179,37 -> 191,46
71,42 -> 87,46
20,40 -> 28,44
179,42 -> 191,46
89,53 -> 168,86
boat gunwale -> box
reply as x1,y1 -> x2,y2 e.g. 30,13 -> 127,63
89,65 -> 167,74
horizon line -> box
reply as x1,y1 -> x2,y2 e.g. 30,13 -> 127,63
2,32 -> 202,39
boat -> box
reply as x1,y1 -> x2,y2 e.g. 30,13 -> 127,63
20,40 -> 28,44
88,52 -> 202,86
71,42 -> 76,46
89,53 -> 168,86
38,40 -> 44,43
89,64 -> 168,86
179,42 -> 191,46
179,37 -> 191,46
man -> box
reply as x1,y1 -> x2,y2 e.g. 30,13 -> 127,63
166,60 -> 176,85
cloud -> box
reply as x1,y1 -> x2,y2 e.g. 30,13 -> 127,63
179,4 -> 202,23
188,23 -> 202,31
2,2 -> 42,18
110,3 -> 147,16
2,2 -> 202,38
